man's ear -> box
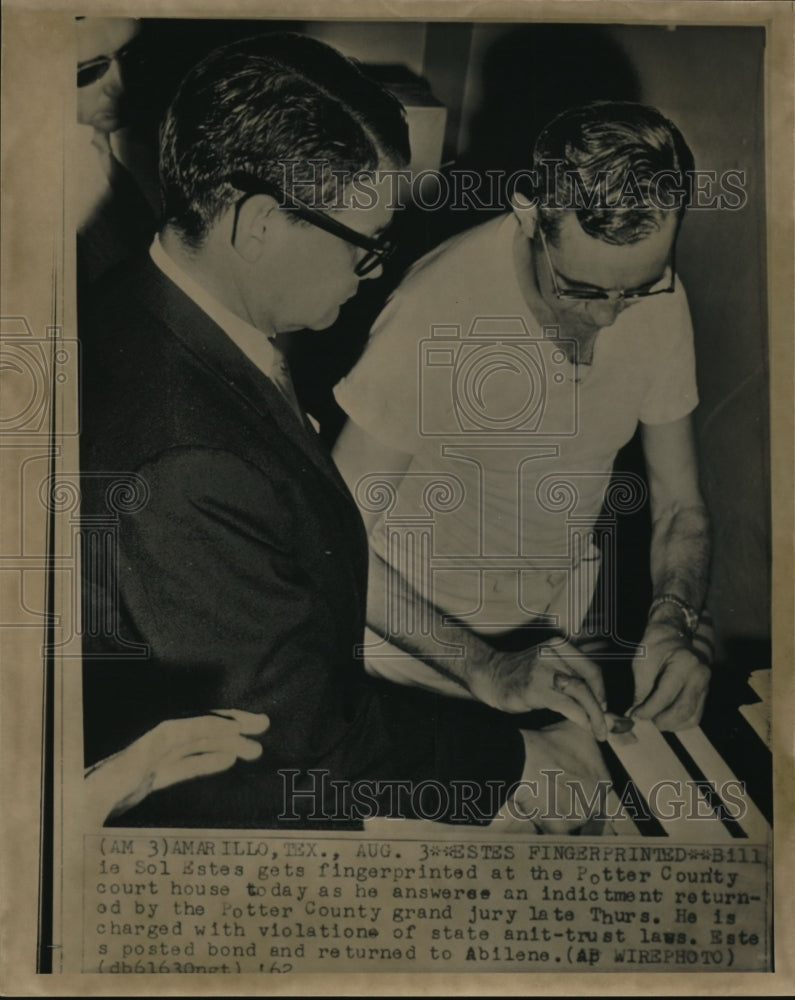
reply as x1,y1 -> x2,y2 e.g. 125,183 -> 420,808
232,194 -> 278,263
510,191 -> 538,240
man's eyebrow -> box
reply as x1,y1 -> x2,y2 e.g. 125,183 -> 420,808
554,268 -> 605,291
77,40 -> 136,68
555,265 -> 667,293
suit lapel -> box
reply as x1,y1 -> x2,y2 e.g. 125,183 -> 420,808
138,257 -> 353,500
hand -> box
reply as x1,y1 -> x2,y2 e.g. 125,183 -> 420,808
469,639 -> 608,741
85,709 -> 269,824
492,720 -> 612,834
630,622 -> 710,730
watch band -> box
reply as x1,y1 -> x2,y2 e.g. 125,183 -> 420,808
648,593 -> 700,637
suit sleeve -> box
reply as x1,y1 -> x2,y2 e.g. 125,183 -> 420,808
97,446 -> 523,826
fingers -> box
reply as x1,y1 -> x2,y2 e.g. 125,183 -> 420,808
134,712 -> 269,798
541,719 -> 613,784
542,683 -> 594,735
150,734 -> 264,794
503,724 -> 612,835
233,735 -> 267,761
631,667 -> 681,721
489,793 -> 544,834
148,712 -> 269,754
95,712 -> 269,822
545,665 -> 608,742
651,685 -> 707,732
604,712 -> 634,734
157,730 -> 265,767
153,749 -> 242,792
631,654 -> 710,731
631,663 -> 657,707
209,709 -> 270,734
499,776 -> 577,835
553,640 -> 607,708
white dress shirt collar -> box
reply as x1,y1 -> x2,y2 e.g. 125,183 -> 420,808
149,234 -> 276,378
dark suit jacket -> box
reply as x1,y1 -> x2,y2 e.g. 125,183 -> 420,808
79,256 -> 524,828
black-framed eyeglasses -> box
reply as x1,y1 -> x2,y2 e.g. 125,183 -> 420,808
538,228 -> 676,302
77,41 -> 143,88
224,171 -> 395,277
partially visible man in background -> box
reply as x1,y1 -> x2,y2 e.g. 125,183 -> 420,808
76,16 -> 157,291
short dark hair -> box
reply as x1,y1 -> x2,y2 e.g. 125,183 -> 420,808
531,101 -> 695,246
159,32 -> 410,247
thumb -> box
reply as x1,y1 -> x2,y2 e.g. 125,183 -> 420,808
630,660 -> 657,712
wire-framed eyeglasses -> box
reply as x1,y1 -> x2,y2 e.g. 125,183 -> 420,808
538,227 -> 676,302
224,171 -> 395,277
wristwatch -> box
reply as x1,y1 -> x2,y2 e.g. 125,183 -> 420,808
648,593 -> 700,639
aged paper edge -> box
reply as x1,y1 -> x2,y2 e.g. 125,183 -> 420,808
1,0 -> 793,995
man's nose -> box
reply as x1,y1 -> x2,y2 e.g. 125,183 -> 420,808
585,297 -> 626,328
102,57 -> 123,96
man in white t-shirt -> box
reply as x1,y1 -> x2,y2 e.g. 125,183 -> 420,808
334,101 -> 711,735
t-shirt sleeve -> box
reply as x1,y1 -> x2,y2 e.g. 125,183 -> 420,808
639,281 -> 699,425
335,284 -> 458,455
334,290 -> 424,452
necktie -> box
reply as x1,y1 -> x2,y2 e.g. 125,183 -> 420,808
269,343 -> 304,421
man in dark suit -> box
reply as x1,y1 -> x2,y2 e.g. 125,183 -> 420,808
80,33 -> 608,830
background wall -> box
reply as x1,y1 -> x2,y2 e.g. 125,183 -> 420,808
606,26 -> 769,652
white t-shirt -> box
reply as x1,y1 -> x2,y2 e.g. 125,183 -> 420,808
335,213 -> 698,638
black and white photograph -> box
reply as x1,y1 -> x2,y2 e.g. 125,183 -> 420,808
1,1 -> 792,993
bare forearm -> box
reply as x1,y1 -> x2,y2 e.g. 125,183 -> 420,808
364,545 -> 607,737
365,546 -> 493,693
633,504 -> 712,728
649,503 -> 711,613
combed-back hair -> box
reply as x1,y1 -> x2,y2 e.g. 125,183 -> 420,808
159,32 -> 410,247
531,101 -> 695,246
